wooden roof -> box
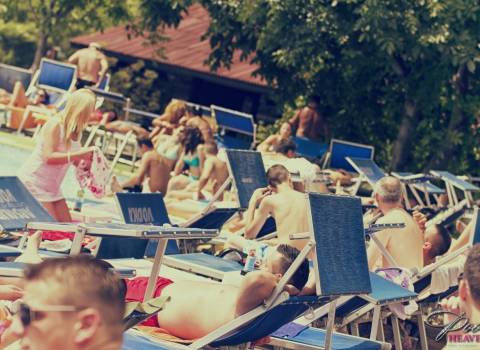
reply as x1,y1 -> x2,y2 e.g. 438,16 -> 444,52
71,4 -> 266,89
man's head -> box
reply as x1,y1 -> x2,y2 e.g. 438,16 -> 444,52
423,224 -> 451,265
88,42 -> 102,50
459,244 -> 480,320
137,136 -> 154,153
275,139 -> 296,158
204,142 -> 218,156
261,244 -> 309,290
10,256 -> 125,350
266,164 -> 292,190
374,176 -> 402,210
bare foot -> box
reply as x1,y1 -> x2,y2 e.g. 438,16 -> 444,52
15,231 -> 43,264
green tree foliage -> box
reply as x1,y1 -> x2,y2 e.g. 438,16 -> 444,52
197,0 -> 480,173
0,0 -> 129,70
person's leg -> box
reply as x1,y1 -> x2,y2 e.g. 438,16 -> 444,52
9,82 -> 28,108
50,199 -> 73,222
166,175 -> 190,193
165,181 -> 198,200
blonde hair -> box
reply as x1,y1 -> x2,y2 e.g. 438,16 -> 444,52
164,99 -> 187,124
60,89 -> 96,147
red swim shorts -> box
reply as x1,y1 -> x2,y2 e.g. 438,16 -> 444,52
125,276 -> 174,327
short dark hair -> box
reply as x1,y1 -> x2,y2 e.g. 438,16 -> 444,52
276,244 -> 309,290
137,136 -> 153,149
465,244 -> 480,304
275,139 -> 296,156
266,164 -> 290,188
24,256 -> 125,337
430,224 -> 452,258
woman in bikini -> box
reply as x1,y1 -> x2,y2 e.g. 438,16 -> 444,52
18,89 -> 96,221
166,126 -> 205,194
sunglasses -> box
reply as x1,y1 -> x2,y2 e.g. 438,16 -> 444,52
13,302 -> 80,327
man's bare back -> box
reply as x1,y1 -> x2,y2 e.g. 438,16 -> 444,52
144,151 -> 168,193
368,208 -> 424,270
68,47 -> 107,83
209,156 -> 229,194
265,190 -> 309,251
290,106 -> 327,140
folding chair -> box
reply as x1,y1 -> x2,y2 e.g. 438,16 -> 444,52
345,156 -> 388,203
0,63 -> 32,128
123,193 -> 391,350
27,221 -> 218,302
211,105 -> 256,150
292,136 -> 328,160
26,58 -> 77,104
17,58 -> 77,134
114,192 -> 237,257
391,172 -> 445,208
430,170 -> 480,208
0,63 -> 32,94
324,139 -> 375,172
0,176 -> 55,233
185,101 -> 212,118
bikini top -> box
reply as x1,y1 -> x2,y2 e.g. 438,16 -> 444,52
183,152 -> 200,168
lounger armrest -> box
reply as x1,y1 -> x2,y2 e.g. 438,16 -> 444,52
289,232 -> 311,240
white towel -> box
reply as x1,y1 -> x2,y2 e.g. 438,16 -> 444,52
430,254 -> 466,295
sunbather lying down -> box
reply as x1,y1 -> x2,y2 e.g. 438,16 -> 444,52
8,234 -> 310,342
124,244 -> 309,340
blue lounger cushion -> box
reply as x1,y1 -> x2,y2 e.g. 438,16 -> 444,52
122,332 -> 170,350
211,296 -> 326,347
274,325 -> 383,350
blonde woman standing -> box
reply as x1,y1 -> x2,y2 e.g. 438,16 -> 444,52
18,89 -> 96,221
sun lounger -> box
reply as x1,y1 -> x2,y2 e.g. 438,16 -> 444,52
391,172 -> 445,208
0,176 -> 55,232
212,105 -> 256,150
292,136 -> 328,160
325,139 -> 375,172
430,170 -> 480,207
0,63 -> 32,95
26,221 -> 218,302
114,192 -> 237,257
121,193 -> 389,350
185,101 -> 211,117
16,58 -> 77,134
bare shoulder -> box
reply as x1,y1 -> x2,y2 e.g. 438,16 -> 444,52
376,209 -> 410,225
43,119 -> 61,135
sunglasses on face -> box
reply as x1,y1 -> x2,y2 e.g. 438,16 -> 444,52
14,302 -> 80,327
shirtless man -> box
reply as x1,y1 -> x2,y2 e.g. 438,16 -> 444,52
125,244 -> 309,340
288,96 -> 329,141
111,137 -> 167,193
242,164 -> 309,251
367,176 -> 424,270
68,42 -> 108,89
